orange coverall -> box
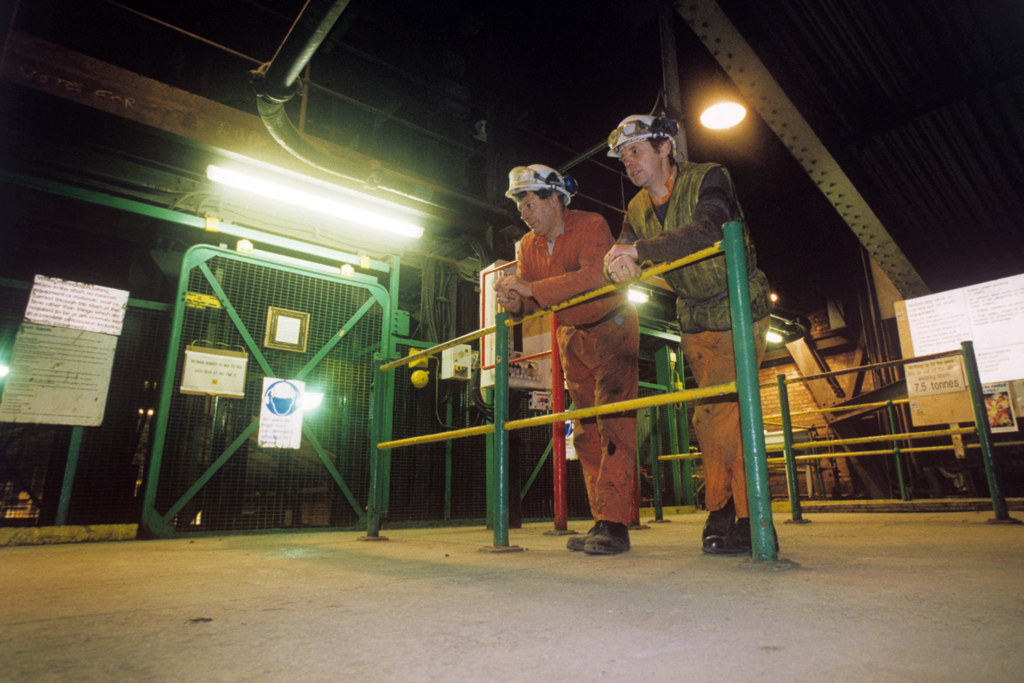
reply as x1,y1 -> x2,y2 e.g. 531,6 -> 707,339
515,209 -> 639,525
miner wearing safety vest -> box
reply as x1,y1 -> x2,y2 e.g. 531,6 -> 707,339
603,114 -> 772,556
494,164 -> 639,555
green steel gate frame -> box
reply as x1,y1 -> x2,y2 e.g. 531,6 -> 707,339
141,245 -> 393,537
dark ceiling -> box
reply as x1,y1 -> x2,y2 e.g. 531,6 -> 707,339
2,0 -> 1023,319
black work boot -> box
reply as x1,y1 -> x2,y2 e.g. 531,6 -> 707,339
725,519 -> 780,556
567,524 -> 598,551
702,498 -> 736,554
583,520 -> 630,555
719,517 -> 753,555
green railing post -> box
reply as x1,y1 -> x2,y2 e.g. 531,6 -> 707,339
444,395 -> 453,521
492,312 -> 511,546
676,346 -> 694,506
365,361 -> 387,537
649,405 -> 664,520
886,400 -> 909,501
723,221 -> 777,562
54,426 -> 84,526
777,375 -> 806,523
655,345 -> 685,506
961,341 -> 1016,522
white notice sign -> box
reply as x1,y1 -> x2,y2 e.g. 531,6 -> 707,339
0,322 -> 118,425
904,273 -> 1024,384
180,346 -> 248,398
905,357 -> 966,397
24,275 -> 129,336
258,377 -> 305,449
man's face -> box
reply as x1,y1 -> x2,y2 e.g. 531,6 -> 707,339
618,139 -> 670,189
515,191 -> 564,240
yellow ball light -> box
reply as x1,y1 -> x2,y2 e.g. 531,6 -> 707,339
410,370 -> 429,389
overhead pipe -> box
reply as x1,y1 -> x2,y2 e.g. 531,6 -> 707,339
249,0 -> 505,221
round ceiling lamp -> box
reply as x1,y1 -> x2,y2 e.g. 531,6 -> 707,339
700,101 -> 747,129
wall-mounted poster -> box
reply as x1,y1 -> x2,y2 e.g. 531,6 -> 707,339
24,274 -> 129,335
0,322 -> 117,425
984,382 -> 1017,433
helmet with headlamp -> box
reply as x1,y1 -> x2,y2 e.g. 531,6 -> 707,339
606,114 -> 680,158
504,164 -> 578,205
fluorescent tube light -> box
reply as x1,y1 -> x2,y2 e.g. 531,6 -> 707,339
207,165 -> 424,239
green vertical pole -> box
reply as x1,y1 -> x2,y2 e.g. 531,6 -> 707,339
723,221 -> 777,562
366,362 -> 386,536
777,375 -> 806,523
886,400 -> 909,501
54,426 -> 84,526
676,347 -> 694,506
141,250 -> 193,537
654,345 -> 684,506
492,312 -> 511,546
961,341 -> 1014,521
484,386 -> 494,529
649,405 -> 664,520
444,395 -> 453,521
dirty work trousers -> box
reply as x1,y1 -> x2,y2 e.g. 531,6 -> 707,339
558,306 -> 639,526
680,315 -> 770,519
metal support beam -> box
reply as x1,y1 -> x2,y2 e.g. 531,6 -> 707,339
675,1 -> 929,298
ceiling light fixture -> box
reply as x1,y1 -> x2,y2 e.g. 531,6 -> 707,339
700,102 -> 746,130
207,165 -> 424,239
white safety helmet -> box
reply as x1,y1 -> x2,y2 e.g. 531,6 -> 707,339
606,114 -> 680,158
504,164 -> 578,205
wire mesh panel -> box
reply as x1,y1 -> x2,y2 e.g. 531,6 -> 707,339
0,280 -> 170,526
142,247 -> 388,536
387,341 -> 489,522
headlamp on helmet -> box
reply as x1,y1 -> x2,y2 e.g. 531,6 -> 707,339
505,164 -> 578,205
606,114 -> 679,158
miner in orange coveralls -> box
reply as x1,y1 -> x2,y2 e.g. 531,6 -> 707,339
603,115 -> 772,556
494,164 -> 639,555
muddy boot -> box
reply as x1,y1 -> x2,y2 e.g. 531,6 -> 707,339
567,524 -> 598,551
583,520 -> 630,555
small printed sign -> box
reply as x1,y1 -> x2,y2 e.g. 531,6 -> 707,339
905,357 -> 966,397
257,377 -> 305,448
564,421 -> 577,461
180,346 -> 248,398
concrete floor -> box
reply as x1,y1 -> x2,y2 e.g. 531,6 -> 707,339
2,511 -> 1023,682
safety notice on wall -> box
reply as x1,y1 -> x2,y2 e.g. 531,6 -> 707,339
0,322 -> 118,425
257,377 -> 305,449
180,346 -> 248,398
24,274 -> 129,336
905,357 -> 966,398
904,272 -> 1024,384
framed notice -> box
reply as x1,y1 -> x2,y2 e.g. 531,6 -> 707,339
263,307 -> 310,353
180,345 -> 248,398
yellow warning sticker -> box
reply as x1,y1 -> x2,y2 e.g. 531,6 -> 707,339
185,292 -> 222,309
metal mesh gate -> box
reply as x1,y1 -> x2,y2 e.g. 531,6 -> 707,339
141,246 -> 389,536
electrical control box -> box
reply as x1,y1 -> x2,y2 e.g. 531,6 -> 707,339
440,344 -> 474,381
